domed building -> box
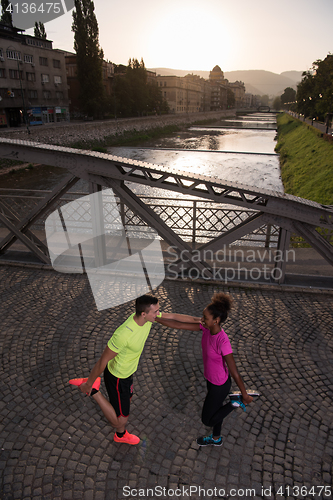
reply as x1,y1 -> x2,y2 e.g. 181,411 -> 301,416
208,65 -> 228,110
209,65 -> 245,109
209,65 -> 228,84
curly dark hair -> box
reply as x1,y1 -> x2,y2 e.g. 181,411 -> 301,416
206,292 -> 233,324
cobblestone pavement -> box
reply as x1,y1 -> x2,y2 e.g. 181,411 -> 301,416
0,266 -> 333,500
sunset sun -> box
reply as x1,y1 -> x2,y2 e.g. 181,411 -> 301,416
147,4 -> 234,70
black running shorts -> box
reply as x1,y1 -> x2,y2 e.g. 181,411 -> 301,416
104,367 -> 133,417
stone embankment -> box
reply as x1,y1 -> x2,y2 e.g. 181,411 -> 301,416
0,110 -> 235,147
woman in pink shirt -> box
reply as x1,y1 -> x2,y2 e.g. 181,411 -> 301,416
160,292 -> 253,446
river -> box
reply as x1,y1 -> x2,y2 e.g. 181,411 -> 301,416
0,113 -> 281,195
107,112 -> 282,196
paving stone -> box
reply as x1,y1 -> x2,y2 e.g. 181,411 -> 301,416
0,267 -> 332,499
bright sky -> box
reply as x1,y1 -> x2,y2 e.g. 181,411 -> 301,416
25,0 -> 332,74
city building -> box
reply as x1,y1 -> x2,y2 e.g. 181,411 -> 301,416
209,65 -> 228,85
157,66 -> 247,114
146,69 -> 157,85
156,75 -> 202,113
228,81 -> 246,109
245,92 -> 259,109
183,74 -> 211,112
0,22 -> 69,127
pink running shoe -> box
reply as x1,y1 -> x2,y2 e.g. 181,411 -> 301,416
114,430 -> 140,445
68,377 -> 101,395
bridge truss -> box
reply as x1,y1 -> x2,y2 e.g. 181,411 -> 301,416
0,138 -> 332,284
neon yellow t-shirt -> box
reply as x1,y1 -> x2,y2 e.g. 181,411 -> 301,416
107,312 -> 162,378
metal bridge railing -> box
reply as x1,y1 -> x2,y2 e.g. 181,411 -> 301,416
0,188 -> 280,249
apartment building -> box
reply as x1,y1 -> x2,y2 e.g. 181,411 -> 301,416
245,93 -> 259,109
0,22 -> 69,127
228,81 -> 246,109
157,66 -> 245,114
156,75 -> 202,113
209,65 -> 228,110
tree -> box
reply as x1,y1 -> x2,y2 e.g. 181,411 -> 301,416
296,54 -> 333,121
310,55 -> 333,122
111,58 -> 168,118
272,96 -> 282,110
126,58 -> 149,116
281,87 -> 296,106
34,21 -> 47,39
1,0 -> 13,26
296,71 -> 316,117
72,0 -> 105,118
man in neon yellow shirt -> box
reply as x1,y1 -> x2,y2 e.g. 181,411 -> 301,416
78,295 -> 200,445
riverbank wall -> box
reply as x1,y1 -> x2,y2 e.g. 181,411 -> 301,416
0,109 -> 236,147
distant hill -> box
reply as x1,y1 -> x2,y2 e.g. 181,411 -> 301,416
280,71 -> 304,83
150,68 -> 304,97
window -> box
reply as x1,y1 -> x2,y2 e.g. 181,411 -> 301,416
39,57 -> 48,66
41,74 -> 49,83
26,72 -> 36,82
43,90 -> 51,99
28,90 -> 38,99
56,91 -> 64,99
9,69 -> 23,80
0,49 -> 3,61
54,75 -> 62,85
53,59 -> 61,68
0,68 -> 5,78
24,54 -> 33,64
26,38 -> 52,49
6,50 -> 21,60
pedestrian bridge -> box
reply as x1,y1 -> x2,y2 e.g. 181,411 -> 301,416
258,106 -> 271,112
0,138 -> 332,285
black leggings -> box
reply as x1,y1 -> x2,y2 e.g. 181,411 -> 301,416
201,376 -> 234,437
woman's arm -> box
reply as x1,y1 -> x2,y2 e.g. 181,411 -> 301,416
156,316 -> 201,331
80,346 -> 117,395
160,312 -> 201,323
224,353 -> 253,405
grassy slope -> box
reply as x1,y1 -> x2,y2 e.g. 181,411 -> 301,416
275,114 -> 333,205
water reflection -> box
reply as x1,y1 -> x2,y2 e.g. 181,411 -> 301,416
189,127 -> 277,153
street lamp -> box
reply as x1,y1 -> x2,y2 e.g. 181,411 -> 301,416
6,46 -> 30,134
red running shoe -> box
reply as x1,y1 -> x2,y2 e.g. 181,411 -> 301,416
114,430 -> 140,445
68,377 -> 101,395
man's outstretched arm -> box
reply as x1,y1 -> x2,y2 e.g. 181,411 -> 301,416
156,316 -> 201,331
158,312 -> 201,323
